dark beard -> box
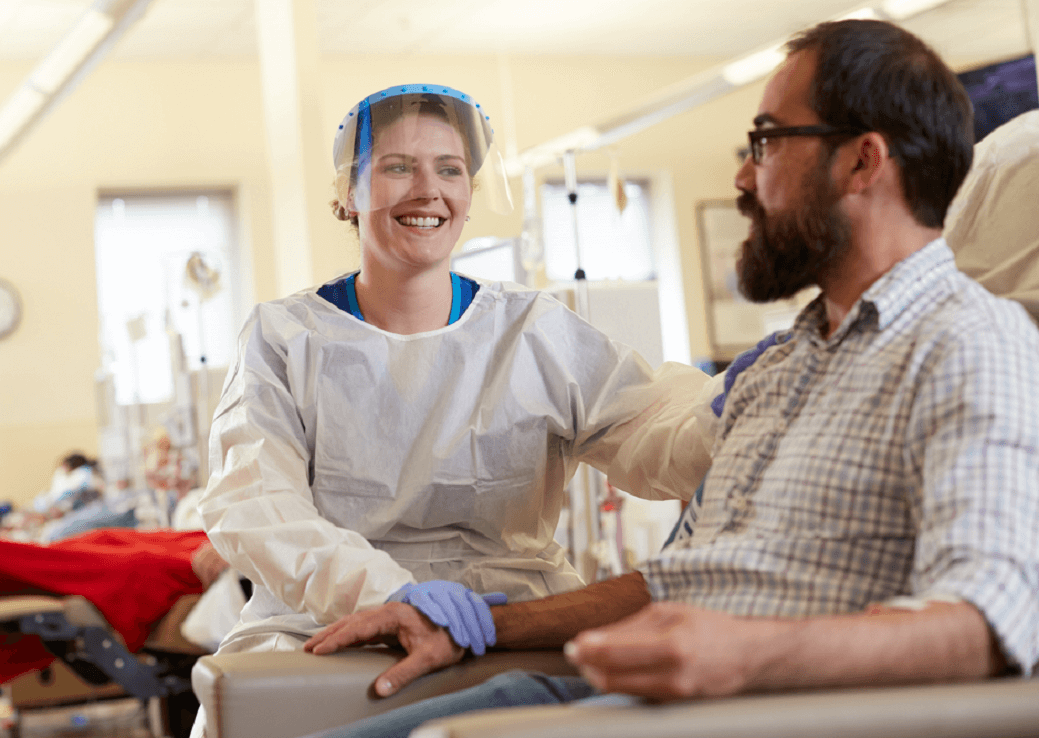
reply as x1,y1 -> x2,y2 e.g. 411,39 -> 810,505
735,161 -> 852,303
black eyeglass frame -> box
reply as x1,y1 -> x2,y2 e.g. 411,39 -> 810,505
746,125 -> 867,165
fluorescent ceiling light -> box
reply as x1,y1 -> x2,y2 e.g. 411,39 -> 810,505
30,9 -> 114,94
0,87 -> 46,145
839,6 -> 881,20
534,126 -> 601,154
881,0 -> 949,20
506,125 -> 601,175
0,0 -> 156,165
722,44 -> 786,86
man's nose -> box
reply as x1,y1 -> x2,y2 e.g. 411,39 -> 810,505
734,153 -> 756,194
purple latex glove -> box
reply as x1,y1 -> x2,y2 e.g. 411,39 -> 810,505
387,581 -> 507,656
710,331 -> 783,417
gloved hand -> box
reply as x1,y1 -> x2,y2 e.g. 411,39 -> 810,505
387,581 -> 507,656
710,331 -> 784,418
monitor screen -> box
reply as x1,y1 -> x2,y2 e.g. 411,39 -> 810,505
958,54 -> 1038,142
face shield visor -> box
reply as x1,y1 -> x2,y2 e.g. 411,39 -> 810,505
333,84 -> 513,216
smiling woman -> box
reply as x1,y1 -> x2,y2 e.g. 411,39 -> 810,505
190,82 -> 726,738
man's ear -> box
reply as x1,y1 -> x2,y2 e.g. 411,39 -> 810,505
845,132 -> 888,194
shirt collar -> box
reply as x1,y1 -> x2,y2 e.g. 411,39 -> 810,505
861,237 -> 956,330
792,237 -> 956,345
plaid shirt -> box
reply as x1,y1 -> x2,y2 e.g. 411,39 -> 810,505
642,239 -> 1039,673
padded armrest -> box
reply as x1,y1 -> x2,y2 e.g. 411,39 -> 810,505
0,596 -> 67,622
192,648 -> 577,738
412,676 -> 1039,738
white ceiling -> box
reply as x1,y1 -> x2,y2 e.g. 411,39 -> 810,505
0,0 -> 1031,64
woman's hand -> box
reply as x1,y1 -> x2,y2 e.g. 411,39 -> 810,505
387,581 -> 506,655
304,602 -> 465,697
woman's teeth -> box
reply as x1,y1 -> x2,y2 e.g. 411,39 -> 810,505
397,216 -> 444,228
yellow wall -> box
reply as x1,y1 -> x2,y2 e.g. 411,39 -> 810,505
0,53 -> 765,506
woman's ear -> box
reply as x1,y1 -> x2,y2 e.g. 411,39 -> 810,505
334,171 -> 353,206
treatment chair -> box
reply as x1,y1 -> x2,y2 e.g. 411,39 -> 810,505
191,647 -> 577,738
409,675 -> 1039,738
1,593 -> 207,737
191,639 -> 1039,738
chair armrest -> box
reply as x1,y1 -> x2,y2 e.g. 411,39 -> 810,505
0,596 -> 67,622
412,676 -> 1039,738
192,648 -> 578,738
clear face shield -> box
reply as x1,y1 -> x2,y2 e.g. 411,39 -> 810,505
333,85 -> 513,218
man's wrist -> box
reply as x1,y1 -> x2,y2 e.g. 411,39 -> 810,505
492,572 -> 652,651
740,616 -> 809,692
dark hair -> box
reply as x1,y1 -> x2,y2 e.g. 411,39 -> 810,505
61,452 -> 95,471
787,19 -> 973,228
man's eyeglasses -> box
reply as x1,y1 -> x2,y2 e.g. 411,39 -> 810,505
746,125 -> 866,165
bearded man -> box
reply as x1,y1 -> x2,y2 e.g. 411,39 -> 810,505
290,19 -> 1039,738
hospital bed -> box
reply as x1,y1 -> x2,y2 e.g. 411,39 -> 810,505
0,529 -> 223,736
1,593 -> 207,737
191,647 -> 1039,738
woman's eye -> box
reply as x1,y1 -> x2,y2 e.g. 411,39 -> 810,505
439,166 -> 463,177
385,163 -> 410,174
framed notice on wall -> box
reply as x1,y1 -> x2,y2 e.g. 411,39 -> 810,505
695,200 -> 815,361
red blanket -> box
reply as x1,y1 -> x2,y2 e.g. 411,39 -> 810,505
1,528 -> 208,684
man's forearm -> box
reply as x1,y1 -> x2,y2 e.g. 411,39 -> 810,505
750,601 -> 1007,691
492,571 -> 651,650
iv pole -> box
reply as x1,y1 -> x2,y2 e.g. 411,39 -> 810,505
561,149 -> 606,581
562,150 -> 590,320
561,149 -> 633,580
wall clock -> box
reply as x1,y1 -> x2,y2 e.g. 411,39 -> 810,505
0,277 -> 23,340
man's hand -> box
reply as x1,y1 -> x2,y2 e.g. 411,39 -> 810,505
304,602 -> 465,697
564,602 -> 761,701
565,600 -> 1005,701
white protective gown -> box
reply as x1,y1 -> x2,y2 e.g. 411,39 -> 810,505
200,278 -> 720,645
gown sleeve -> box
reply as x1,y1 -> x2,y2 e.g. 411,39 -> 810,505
525,293 -> 721,501
595,363 -> 722,501
198,305 -> 415,625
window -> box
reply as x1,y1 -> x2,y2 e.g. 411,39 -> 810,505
94,192 -> 240,406
540,180 -> 655,282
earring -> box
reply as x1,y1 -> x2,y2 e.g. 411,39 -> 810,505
465,215 -> 470,222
